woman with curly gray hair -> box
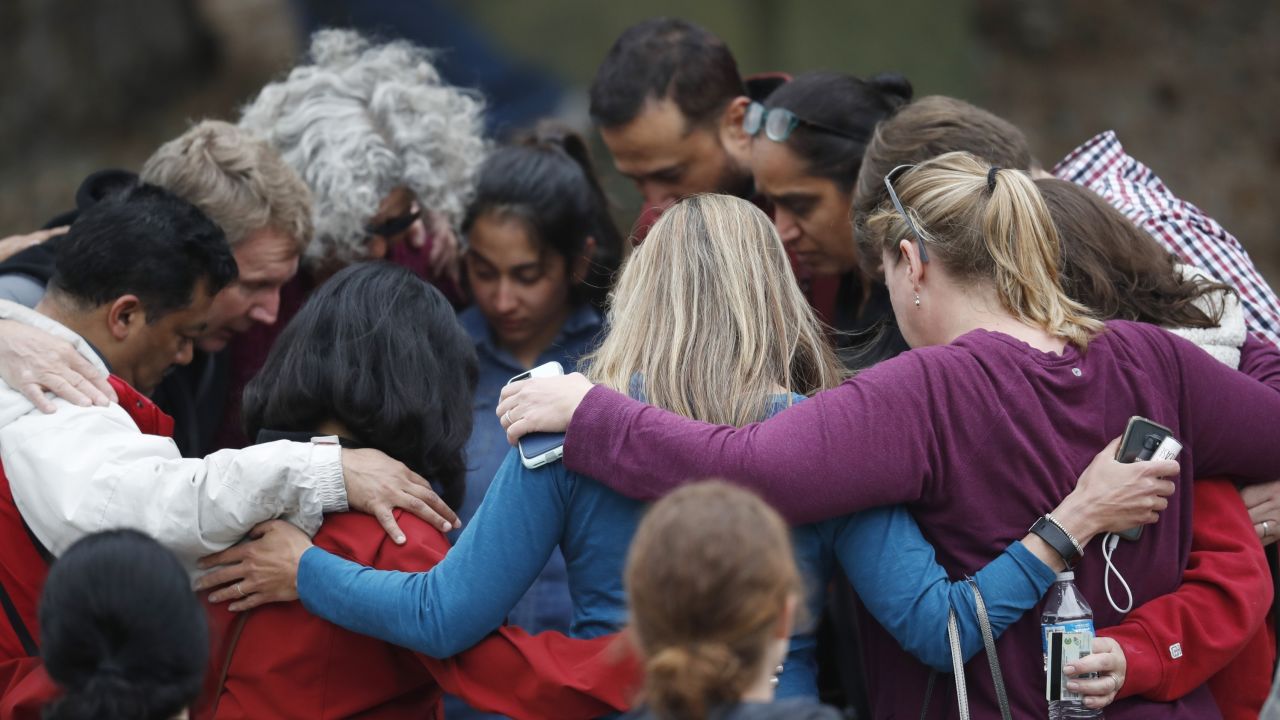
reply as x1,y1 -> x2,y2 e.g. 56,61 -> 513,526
213,29 -> 488,451
240,28 -> 487,287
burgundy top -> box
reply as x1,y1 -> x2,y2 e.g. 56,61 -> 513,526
564,321 -> 1280,720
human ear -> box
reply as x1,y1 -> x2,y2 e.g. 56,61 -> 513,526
720,95 -> 752,152
898,239 -> 926,289
106,295 -> 144,341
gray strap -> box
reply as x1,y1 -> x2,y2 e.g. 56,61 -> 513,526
917,581 -> 1014,720
968,578 -> 1013,720
948,608 -> 969,720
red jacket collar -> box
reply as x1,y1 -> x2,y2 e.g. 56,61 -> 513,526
106,376 -> 174,438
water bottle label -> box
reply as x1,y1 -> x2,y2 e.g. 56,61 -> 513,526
1041,620 -> 1095,657
1047,631 -> 1094,702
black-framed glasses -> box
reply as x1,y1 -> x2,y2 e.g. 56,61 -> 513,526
366,209 -> 421,238
743,101 -> 861,143
883,164 -> 930,263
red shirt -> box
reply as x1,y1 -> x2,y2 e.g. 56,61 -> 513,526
200,509 -> 640,719
1105,478 -> 1274,719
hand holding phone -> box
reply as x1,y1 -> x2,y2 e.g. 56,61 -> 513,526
1113,416 -> 1182,541
506,362 -> 567,469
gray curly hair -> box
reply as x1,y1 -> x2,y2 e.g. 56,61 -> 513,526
240,29 -> 487,266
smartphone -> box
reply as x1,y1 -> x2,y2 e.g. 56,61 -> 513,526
1113,416 -> 1179,541
506,361 -> 566,470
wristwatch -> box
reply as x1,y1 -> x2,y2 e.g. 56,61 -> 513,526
1030,514 -> 1082,568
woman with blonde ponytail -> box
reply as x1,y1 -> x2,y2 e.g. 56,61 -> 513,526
622,481 -> 837,720
502,152 -> 1280,719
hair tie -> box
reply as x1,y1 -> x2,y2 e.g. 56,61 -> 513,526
987,166 -> 1001,192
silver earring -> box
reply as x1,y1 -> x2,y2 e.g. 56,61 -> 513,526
914,292 -> 921,308
770,663 -> 784,688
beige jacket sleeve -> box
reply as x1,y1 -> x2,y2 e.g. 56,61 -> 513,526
0,299 -> 346,571
0,397 -> 345,570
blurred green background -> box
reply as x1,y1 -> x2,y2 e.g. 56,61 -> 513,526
2,0 -> 1276,281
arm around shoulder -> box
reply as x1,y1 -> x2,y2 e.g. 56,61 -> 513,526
1,402 -> 344,569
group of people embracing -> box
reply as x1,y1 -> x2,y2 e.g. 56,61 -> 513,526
0,15 -> 1279,720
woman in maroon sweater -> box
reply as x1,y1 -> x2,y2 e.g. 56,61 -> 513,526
499,154 -> 1280,719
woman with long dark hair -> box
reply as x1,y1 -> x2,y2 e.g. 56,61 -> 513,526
194,262 -> 631,719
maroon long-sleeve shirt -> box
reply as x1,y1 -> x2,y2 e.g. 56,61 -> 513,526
564,321 -> 1280,720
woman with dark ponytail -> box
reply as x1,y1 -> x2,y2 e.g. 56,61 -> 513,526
747,71 -> 913,367
40,530 -> 207,720
452,125 -> 623,654
623,482 -> 839,720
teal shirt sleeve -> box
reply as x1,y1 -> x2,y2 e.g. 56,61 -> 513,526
296,450 -> 568,658
829,505 -> 1056,672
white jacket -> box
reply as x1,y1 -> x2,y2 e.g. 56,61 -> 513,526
0,300 -> 345,572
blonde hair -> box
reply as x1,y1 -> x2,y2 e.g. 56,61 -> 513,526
140,120 -> 312,253
582,194 -> 844,426
626,481 -> 800,720
865,151 -> 1104,348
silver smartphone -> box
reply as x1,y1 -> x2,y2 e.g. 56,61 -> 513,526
1113,416 -> 1180,541
506,361 -> 566,469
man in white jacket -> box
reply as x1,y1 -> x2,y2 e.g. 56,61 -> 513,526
0,184 -> 456,588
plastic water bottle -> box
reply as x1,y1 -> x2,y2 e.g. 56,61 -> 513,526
1042,571 -> 1102,719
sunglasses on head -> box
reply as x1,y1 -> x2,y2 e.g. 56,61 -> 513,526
365,209 -> 422,239
743,101 -> 862,143
883,164 -> 930,263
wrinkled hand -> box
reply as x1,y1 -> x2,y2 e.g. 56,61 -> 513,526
342,447 -> 459,542
1065,636 -> 1126,709
1053,437 -> 1178,546
496,372 -> 595,445
1240,480 -> 1280,547
195,520 -> 311,612
0,318 -> 117,412
0,226 -> 67,263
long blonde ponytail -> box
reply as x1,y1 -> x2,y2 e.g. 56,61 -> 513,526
865,151 -> 1103,347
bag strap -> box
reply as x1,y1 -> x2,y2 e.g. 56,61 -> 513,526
968,578 -> 1013,720
0,578 -> 37,657
917,580 -> 1013,720
205,613 -> 249,717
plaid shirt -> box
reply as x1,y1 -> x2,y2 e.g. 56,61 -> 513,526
1054,130 -> 1280,348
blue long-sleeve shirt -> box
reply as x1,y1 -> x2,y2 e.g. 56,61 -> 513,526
298,398 -> 1057,694
455,304 -> 603,638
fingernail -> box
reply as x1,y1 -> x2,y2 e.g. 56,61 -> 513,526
395,534 -> 406,544
1064,665 -> 1076,674
1066,682 -> 1079,691
207,593 -> 218,602
441,522 -> 452,533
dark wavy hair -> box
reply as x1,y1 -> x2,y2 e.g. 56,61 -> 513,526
1037,178 -> 1232,329
462,123 -> 622,308
242,262 -> 478,508
40,530 -> 208,720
